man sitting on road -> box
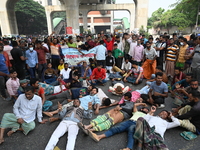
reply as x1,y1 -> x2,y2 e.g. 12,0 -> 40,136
0,86 -> 48,144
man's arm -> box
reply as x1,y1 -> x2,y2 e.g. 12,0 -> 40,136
37,97 -> 43,123
133,103 -> 147,112
13,96 -> 22,119
0,71 -> 9,77
167,113 -> 180,129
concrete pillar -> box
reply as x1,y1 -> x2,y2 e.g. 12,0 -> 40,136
129,5 -> 135,33
135,0 -> 149,29
64,0 -> 80,35
82,10 -> 88,32
45,10 -> 53,35
0,0 -> 19,36
110,11 -> 114,32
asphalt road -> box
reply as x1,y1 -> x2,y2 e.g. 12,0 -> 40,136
0,80 -> 200,150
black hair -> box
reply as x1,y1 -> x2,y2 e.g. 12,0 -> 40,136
174,67 -> 181,71
186,73 -> 193,78
183,38 -> 187,43
64,63 -> 68,66
115,36 -> 120,39
155,72 -> 163,77
3,40 -> 9,45
190,34 -> 196,40
114,43 -> 118,46
124,92 -> 132,98
131,61 -> 138,65
172,33 -> 177,36
100,40 -> 104,44
156,66 -> 163,72
10,70 -> 16,74
30,78 -> 39,86
190,79 -> 198,83
12,41 -> 18,47
108,50 -> 112,53
103,98 -> 111,106
92,87 -> 98,93
188,90 -> 200,98
24,86 -> 35,93
146,41 -> 150,45
28,43 -> 33,46
160,110 -> 170,117
89,58 -> 94,62
148,37 -> 153,41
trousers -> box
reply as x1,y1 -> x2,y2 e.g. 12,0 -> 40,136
45,120 -> 79,150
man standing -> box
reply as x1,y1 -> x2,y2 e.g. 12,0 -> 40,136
142,42 -> 157,79
35,40 -> 49,81
26,43 -> 38,78
93,40 -> 106,67
154,35 -> 166,70
0,86 -> 47,144
191,36 -> 200,84
90,64 -> 106,85
165,38 -> 179,78
0,43 -> 10,100
45,99 -> 84,150
176,38 -> 188,70
11,41 -> 27,80
132,39 -> 144,66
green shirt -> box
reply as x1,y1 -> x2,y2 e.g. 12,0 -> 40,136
130,111 -> 146,121
112,48 -> 124,58
67,42 -> 77,48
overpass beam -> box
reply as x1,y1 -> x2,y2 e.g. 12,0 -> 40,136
0,2 -> 18,36
64,0 -> 80,34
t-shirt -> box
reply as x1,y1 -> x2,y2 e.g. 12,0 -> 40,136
150,81 -> 168,94
35,87 -> 45,98
144,47 -> 157,60
11,47 -> 25,65
191,44 -> 200,69
120,101 -> 134,119
112,48 -> 124,58
0,54 -> 9,75
130,66 -> 143,79
60,68 -> 71,79
166,44 -> 179,61
67,42 -> 77,48
58,64 -> 64,71
130,111 -> 146,121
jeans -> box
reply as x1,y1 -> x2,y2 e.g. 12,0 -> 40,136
90,79 -> 107,85
38,63 -> 47,82
28,67 -> 36,78
0,76 -> 7,98
15,65 -> 26,80
127,77 -> 142,84
105,120 -> 136,149
45,120 -> 79,150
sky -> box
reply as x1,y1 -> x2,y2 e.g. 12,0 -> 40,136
114,0 -> 177,20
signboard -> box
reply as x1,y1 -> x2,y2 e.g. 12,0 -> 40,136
62,48 -> 96,66
66,27 -> 73,34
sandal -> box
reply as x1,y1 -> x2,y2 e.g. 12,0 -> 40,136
77,122 -> 89,135
88,130 -> 99,142
180,131 -> 197,140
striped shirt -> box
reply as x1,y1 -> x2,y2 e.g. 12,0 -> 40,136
166,44 -> 179,61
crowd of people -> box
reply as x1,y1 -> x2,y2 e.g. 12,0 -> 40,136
0,31 -> 200,150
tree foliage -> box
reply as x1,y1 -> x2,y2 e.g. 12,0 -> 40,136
15,0 -> 47,35
148,0 -> 200,31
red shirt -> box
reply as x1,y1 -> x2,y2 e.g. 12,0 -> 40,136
35,87 -> 45,98
103,37 -> 115,51
90,68 -> 106,80
35,47 -> 49,64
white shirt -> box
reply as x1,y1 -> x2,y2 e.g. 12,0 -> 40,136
60,68 -> 71,79
97,88 -> 115,105
143,114 -> 180,138
13,94 -> 43,123
127,38 -> 137,56
3,45 -> 13,60
94,45 -> 106,60
121,62 -> 132,71
156,42 -> 166,57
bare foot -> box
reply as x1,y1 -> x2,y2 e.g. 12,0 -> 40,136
49,117 -> 59,123
120,148 -> 130,150
7,131 -> 14,137
43,112 -> 53,117
0,139 -> 4,144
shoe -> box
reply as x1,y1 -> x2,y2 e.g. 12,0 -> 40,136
77,122 -> 89,135
158,104 -> 165,108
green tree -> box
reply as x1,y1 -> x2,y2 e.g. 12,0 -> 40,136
15,0 -> 47,35
148,8 -> 165,28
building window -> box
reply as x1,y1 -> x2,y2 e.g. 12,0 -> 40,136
48,0 -> 52,5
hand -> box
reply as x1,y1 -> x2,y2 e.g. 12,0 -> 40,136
153,91 -> 160,96
150,106 -> 156,113
58,102 -> 62,110
79,95 -> 83,98
40,119 -> 48,124
27,65 -> 30,69
175,84 -> 181,89
17,118 -> 24,124
36,64 -> 38,69
135,80 -> 139,84
124,78 -> 127,82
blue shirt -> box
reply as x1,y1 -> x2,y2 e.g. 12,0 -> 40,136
79,94 -> 100,110
26,50 -> 38,67
172,79 -> 190,90
0,54 -> 9,76
78,64 -> 92,77
150,81 -> 168,94
93,45 -> 106,60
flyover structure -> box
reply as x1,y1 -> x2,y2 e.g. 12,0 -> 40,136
0,0 -> 149,35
